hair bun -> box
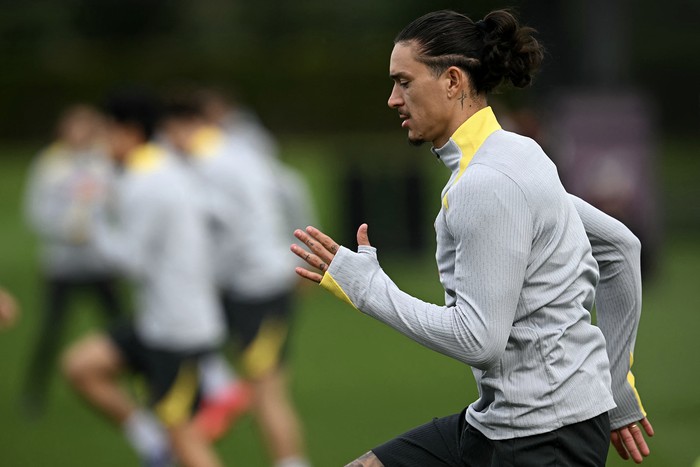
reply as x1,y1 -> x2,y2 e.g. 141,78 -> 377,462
479,10 -> 544,93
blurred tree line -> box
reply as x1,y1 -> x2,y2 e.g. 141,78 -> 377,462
0,0 -> 698,142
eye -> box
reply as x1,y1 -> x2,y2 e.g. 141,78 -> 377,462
399,80 -> 409,88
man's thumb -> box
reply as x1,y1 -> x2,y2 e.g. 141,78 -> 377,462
357,223 -> 371,247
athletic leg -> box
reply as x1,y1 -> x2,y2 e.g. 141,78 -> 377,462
194,351 -> 251,441
167,422 -> 222,467
22,277 -> 72,414
63,329 -> 171,464
250,367 -> 307,465
150,353 -> 223,467
232,292 -> 310,467
61,332 -> 134,423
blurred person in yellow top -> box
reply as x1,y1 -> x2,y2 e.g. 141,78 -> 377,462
62,87 -> 226,467
162,89 -> 313,467
22,104 -> 125,416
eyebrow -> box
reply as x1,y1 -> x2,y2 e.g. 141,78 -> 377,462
389,72 -> 411,81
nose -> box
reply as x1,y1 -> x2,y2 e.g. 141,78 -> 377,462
387,84 -> 403,109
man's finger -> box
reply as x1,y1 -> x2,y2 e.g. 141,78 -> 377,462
611,431 -> 629,460
295,228 -> 334,264
305,226 -> 340,259
295,267 -> 323,284
630,424 -> 650,457
640,418 -> 654,437
619,427 -> 643,463
357,223 -> 370,247
290,244 -> 327,271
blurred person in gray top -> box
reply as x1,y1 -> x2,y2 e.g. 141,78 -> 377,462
291,9 -> 652,467
162,90 -> 312,467
61,88 -> 225,467
198,87 -> 318,250
198,87 -> 278,159
22,104 -> 124,416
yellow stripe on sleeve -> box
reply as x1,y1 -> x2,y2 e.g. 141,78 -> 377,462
320,272 -> 357,309
627,352 -> 647,417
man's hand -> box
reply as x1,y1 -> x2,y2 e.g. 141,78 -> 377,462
611,418 -> 654,463
0,287 -> 20,330
290,224 -> 370,283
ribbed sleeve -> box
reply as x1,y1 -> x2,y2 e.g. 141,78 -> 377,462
572,195 -> 646,429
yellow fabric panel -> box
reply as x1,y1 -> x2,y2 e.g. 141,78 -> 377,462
443,106 -> 502,209
320,272 -> 357,309
626,352 -> 647,417
191,125 -> 224,160
43,142 -> 65,158
242,319 -> 289,379
125,143 -> 166,173
154,362 -> 199,427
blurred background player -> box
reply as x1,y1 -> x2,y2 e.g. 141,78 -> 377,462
0,287 -> 20,330
162,88 -> 313,467
197,87 -> 278,159
22,104 -> 124,416
61,88 -> 226,467
198,88 -> 318,245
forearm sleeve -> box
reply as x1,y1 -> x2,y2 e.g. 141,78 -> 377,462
321,172 -> 530,370
571,195 -> 646,429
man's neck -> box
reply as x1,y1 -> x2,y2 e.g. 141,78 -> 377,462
435,98 -> 488,148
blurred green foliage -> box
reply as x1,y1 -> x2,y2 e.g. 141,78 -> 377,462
0,0 -> 698,140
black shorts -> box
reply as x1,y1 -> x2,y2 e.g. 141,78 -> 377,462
372,409 -> 610,467
108,324 -> 208,427
220,290 -> 295,378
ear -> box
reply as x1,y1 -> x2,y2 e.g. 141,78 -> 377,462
445,66 -> 469,99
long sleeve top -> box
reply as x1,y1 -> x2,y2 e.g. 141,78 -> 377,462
571,196 -> 646,429
92,143 -> 224,350
320,107 -> 645,439
24,143 -> 115,278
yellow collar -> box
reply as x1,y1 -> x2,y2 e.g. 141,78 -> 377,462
441,106 -> 501,209
191,126 -> 224,159
452,106 -> 502,176
125,143 -> 166,173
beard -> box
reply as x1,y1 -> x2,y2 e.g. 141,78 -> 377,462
408,136 -> 426,147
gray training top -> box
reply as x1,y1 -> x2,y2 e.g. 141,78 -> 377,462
186,127 -> 298,300
92,143 -> 225,350
25,142 -> 115,278
320,107 -> 645,440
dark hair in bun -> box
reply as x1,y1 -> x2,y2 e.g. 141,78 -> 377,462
395,9 -> 544,94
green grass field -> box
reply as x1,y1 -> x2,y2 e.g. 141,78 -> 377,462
1,142 -> 699,466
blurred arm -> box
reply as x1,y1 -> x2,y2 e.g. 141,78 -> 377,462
24,154 -> 97,243
92,186 -> 160,278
